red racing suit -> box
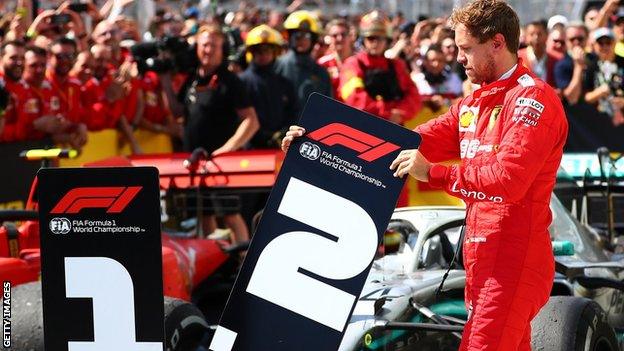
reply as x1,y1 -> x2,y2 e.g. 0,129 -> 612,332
416,62 -> 567,351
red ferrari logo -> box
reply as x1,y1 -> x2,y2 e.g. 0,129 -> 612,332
51,187 -> 142,214
307,123 -> 399,162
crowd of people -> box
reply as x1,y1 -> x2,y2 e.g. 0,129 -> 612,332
1,0 -> 624,155
1,0 -> 624,238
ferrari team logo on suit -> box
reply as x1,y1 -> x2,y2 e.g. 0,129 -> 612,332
488,105 -> 503,131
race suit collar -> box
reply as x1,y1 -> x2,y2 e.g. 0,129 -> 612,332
473,58 -> 529,98
497,63 -> 518,81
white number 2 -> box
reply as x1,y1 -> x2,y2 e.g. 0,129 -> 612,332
247,177 -> 378,331
64,257 -> 163,351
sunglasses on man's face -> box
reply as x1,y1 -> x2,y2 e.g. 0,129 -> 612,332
568,36 -> 586,43
365,36 -> 384,42
292,31 -> 312,40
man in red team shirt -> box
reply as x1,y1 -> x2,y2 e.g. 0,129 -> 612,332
0,40 -> 25,142
70,51 -> 94,85
284,1 -> 568,350
82,43 -> 141,153
47,38 -> 88,126
19,46 -> 86,147
138,70 -> 180,138
317,19 -> 354,100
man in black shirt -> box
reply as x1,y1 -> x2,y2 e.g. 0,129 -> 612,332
181,24 -> 259,155
179,24 -> 259,244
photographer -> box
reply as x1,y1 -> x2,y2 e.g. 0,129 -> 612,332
129,34 -> 197,146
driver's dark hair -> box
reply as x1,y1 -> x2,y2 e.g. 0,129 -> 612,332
449,0 -> 520,54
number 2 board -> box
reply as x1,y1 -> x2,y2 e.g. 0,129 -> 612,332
210,93 -> 421,351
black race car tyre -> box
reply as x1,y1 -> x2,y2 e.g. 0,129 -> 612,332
10,281 -> 44,351
5,281 -> 209,351
164,296 -> 210,351
531,296 -> 618,351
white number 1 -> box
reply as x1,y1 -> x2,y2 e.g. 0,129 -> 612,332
65,257 -> 163,351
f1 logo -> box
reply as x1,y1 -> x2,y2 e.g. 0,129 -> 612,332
51,187 -> 142,214
307,123 -> 399,162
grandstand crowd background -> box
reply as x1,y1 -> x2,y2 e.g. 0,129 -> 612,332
0,0 -> 623,162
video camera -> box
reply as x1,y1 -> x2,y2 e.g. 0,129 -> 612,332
130,36 -> 197,75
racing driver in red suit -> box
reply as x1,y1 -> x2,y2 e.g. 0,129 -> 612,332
390,1 -> 568,350
283,0 -> 567,350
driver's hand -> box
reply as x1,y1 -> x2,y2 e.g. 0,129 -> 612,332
281,125 -> 305,152
389,149 -> 432,181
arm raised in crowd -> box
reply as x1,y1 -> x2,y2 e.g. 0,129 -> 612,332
17,0 -> 33,27
593,0 -> 619,31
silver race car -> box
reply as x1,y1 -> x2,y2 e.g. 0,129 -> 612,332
339,194 -> 624,351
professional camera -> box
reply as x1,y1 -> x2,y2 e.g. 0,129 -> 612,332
130,36 -> 197,74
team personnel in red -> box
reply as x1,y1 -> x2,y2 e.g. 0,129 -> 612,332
0,40 -> 26,142
18,46 -> 86,147
47,38 -> 87,125
138,70 -> 179,137
389,1 -> 567,350
81,44 -> 123,130
317,19 -> 354,101
82,44 -> 141,153
339,11 -> 421,124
